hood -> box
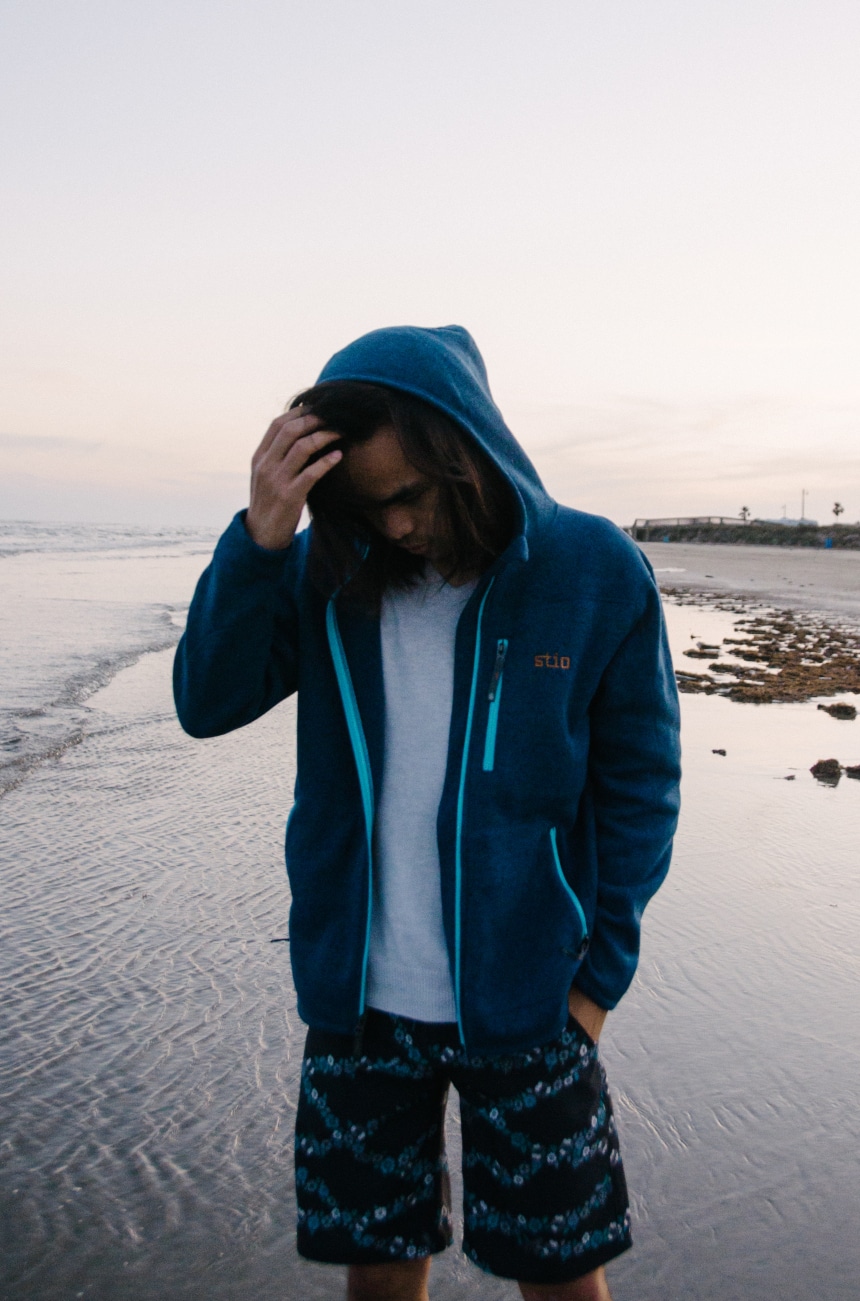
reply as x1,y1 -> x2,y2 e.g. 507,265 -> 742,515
316,324 -> 554,542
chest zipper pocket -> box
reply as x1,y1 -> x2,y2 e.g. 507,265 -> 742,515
482,638 -> 508,772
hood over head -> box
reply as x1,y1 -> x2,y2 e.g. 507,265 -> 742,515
316,325 -> 553,543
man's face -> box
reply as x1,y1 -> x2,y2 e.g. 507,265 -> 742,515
342,425 -> 447,565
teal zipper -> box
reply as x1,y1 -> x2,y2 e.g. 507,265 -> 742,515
454,578 -> 495,1045
326,597 -> 375,1015
482,638 -> 508,772
549,825 -> 588,948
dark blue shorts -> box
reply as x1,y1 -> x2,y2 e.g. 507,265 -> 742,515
295,1009 -> 631,1285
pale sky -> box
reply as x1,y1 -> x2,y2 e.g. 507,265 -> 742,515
2,0 -> 859,527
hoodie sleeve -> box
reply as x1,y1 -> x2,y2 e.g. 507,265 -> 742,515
173,512 -> 302,738
573,579 -> 681,1009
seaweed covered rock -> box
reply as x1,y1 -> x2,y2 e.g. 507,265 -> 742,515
810,758 -> 842,785
817,702 -> 857,720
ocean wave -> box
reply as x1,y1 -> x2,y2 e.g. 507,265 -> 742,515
0,520 -> 218,558
0,615 -> 182,798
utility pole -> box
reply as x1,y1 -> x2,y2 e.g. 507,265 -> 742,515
801,488 -> 807,521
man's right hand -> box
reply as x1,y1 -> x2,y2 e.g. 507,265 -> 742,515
245,407 -> 343,551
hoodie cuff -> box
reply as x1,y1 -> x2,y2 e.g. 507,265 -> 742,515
213,510 -> 293,578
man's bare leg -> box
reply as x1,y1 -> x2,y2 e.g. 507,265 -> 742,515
346,1257 -> 432,1301
518,1263 -> 612,1301
346,1257 -> 608,1300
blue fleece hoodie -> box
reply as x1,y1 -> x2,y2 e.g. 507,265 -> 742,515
174,325 -> 681,1056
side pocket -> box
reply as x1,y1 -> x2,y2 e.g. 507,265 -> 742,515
482,638 -> 508,772
550,826 -> 589,960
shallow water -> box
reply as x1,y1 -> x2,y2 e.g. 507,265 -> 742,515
2,528 -> 859,1299
0,521 -> 217,794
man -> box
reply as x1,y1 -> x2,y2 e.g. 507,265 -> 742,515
174,325 -> 681,1300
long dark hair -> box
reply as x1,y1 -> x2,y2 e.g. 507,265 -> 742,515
292,381 -> 516,607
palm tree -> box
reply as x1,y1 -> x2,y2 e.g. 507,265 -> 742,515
739,506 -> 750,522
833,502 -> 844,520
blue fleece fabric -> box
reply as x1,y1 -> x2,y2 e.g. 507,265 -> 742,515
173,325 -> 681,1056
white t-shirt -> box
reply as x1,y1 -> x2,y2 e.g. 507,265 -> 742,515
365,569 -> 477,1023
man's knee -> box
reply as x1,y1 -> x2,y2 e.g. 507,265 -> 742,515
346,1257 -> 432,1301
518,1263 -> 612,1301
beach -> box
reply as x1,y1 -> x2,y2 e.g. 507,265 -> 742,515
2,529 -> 859,1300
640,540 -> 860,621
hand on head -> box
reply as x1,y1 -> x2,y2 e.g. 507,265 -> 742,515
245,407 -> 342,551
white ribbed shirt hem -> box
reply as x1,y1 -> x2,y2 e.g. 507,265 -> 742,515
366,959 -> 458,1024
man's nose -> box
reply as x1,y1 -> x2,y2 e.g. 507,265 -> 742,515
380,506 -> 414,540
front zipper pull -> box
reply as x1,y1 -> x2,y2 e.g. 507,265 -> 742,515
488,639 -> 508,701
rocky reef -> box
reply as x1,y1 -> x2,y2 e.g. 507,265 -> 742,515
664,586 -> 860,706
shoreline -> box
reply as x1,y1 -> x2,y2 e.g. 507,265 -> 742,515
641,545 -> 860,708
639,540 -> 860,624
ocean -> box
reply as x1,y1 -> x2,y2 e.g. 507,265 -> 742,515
2,524 -> 859,1300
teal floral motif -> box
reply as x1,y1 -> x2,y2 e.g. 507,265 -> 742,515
462,1099 -> 611,1187
296,1169 -> 441,1247
465,1209 -> 632,1268
296,1074 -> 437,1176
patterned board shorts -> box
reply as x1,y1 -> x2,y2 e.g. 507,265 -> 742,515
295,1008 -> 631,1285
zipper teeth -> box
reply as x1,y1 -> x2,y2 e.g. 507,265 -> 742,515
455,578 -> 496,1046
483,638 -> 508,773
488,639 -> 508,701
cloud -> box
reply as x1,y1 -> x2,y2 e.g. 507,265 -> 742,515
510,394 -> 860,524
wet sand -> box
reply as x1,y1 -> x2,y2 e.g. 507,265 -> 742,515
640,540 -> 860,621
2,541 -> 859,1299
